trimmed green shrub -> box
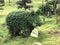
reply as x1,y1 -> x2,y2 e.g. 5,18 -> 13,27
6,10 -> 41,38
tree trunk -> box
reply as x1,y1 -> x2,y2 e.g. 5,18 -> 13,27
9,0 -> 10,6
54,0 -> 58,24
42,0 -> 45,22
43,17 -> 45,22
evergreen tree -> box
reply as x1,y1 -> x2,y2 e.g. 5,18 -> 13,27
16,0 -> 33,10
0,0 -> 5,7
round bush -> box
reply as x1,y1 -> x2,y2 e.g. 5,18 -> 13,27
6,10 -> 41,37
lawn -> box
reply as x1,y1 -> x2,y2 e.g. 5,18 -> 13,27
0,0 -> 60,45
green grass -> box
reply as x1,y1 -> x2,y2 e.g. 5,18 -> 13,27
0,0 -> 60,45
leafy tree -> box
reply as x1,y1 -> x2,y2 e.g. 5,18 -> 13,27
39,0 -> 52,22
40,0 -> 60,24
48,0 -> 60,24
40,4 -> 52,15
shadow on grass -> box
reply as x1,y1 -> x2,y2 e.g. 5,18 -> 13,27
2,31 -> 49,45
3,36 -> 28,45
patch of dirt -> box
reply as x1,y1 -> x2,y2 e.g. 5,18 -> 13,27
48,30 -> 60,36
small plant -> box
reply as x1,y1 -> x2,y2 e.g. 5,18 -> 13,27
6,10 -> 41,38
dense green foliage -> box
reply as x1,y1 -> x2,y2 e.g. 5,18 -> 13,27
39,4 -> 52,17
47,0 -> 60,15
6,10 -> 41,37
48,0 -> 60,5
